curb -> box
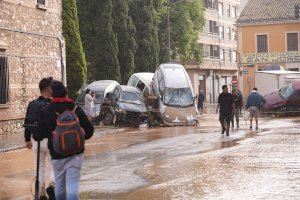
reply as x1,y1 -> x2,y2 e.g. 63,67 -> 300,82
0,145 -> 26,153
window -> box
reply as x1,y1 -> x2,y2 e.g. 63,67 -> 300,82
0,56 -> 9,104
256,34 -> 268,53
287,33 -> 298,51
227,27 -> 231,40
209,20 -> 219,35
226,4 -> 230,18
205,0 -> 218,11
37,0 -> 46,5
232,29 -> 237,40
136,81 -> 146,92
205,0 -> 212,9
232,6 -> 237,18
220,49 -> 225,61
219,26 -> 224,39
229,50 -> 232,62
232,50 -> 237,63
204,45 -> 220,58
208,45 -> 220,59
128,76 -> 139,87
218,2 -> 224,16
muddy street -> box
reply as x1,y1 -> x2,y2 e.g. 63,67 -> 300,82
0,115 -> 299,200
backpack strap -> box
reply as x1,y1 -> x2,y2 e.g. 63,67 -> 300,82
72,105 -> 77,113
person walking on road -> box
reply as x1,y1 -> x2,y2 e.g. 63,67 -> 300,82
24,77 -> 55,200
216,85 -> 235,136
34,81 -> 94,200
198,90 -> 205,115
85,89 -> 95,121
237,90 -> 243,113
245,87 -> 265,130
231,89 -> 242,128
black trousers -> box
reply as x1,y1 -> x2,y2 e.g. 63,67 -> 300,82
219,112 -> 232,128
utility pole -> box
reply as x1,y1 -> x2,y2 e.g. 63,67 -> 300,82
167,0 -> 171,62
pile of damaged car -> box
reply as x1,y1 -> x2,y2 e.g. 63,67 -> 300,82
76,63 -> 199,128
263,80 -> 300,116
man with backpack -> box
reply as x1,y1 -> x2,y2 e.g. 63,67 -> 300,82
34,80 -> 94,200
24,77 -> 55,200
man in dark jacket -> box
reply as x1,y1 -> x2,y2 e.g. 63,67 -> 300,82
216,85 -> 235,136
197,90 -> 205,115
24,77 -> 55,200
34,81 -> 94,200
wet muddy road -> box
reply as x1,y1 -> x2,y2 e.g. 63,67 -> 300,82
0,115 -> 299,200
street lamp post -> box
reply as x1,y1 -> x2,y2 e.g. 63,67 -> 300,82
165,0 -> 193,62
166,0 -> 171,62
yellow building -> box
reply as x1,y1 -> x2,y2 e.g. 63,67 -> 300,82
236,0 -> 300,97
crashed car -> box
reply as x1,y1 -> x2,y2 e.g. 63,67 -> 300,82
76,80 -> 119,116
111,85 -> 149,127
127,72 -> 154,96
264,80 -> 300,113
153,63 -> 198,126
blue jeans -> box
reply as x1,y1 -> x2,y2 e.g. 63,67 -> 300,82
51,154 -> 84,200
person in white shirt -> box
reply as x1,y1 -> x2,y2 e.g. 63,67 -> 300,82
85,89 -> 95,121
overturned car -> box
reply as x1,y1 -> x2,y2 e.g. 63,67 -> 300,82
263,80 -> 300,114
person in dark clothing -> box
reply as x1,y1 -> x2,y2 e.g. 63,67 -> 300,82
24,77 -> 55,200
231,89 -> 242,128
34,81 -> 94,200
237,90 -> 243,113
197,90 -> 205,115
216,85 -> 235,136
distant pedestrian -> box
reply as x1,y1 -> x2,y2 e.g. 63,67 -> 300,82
34,80 -> 94,200
197,90 -> 205,115
237,90 -> 243,113
216,85 -> 235,136
245,88 -> 266,130
231,89 -> 242,128
24,77 -> 55,200
85,89 -> 95,121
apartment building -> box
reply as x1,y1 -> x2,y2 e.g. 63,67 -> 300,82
0,0 -> 65,134
186,0 -> 240,102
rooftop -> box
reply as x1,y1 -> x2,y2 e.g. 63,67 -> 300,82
237,0 -> 300,25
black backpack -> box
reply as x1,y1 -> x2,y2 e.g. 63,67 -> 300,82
24,98 -> 49,134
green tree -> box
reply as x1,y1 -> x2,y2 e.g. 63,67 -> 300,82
129,0 -> 160,72
77,0 -> 120,82
62,0 -> 87,98
156,0 -> 205,64
112,0 -> 137,84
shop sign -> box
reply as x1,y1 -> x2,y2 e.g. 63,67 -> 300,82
241,51 -> 300,65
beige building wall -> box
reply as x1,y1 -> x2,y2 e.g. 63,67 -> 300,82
0,0 -> 65,134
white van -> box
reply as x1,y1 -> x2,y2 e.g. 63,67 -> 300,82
153,63 -> 198,126
127,73 -> 154,96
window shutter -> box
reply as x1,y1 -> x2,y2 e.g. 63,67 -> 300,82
0,56 -> 9,104
257,35 -> 268,53
287,33 -> 298,51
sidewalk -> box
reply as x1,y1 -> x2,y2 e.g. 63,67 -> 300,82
0,126 -> 126,153
0,134 -> 25,152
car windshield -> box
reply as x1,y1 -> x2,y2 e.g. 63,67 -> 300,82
163,87 -> 193,107
120,91 -> 143,103
280,84 -> 294,99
